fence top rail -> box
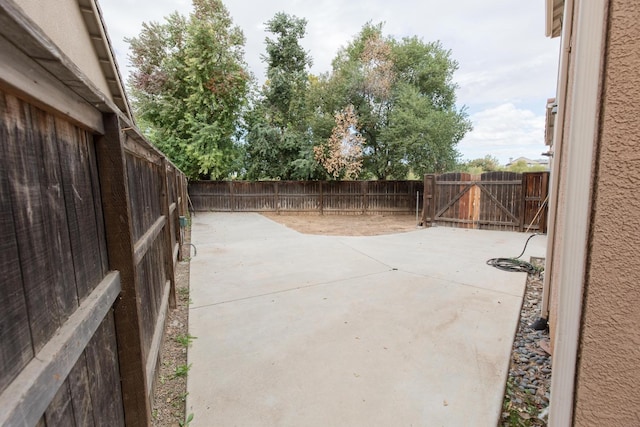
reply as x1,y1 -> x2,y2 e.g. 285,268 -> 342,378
436,180 -> 522,185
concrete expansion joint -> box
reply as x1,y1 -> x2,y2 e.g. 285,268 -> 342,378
189,269 -> 397,310
337,239 -> 395,269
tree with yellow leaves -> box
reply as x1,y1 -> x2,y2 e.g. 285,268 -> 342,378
313,105 -> 364,180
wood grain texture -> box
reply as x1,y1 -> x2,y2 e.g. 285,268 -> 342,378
0,92 -> 33,394
84,312 -> 126,427
2,92 -> 61,353
31,105 -> 78,319
44,381 -> 75,427
0,271 -> 121,427
55,117 -> 104,301
95,113 -> 151,427
66,354 -> 96,427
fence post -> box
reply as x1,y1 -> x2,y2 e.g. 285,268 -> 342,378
95,114 -> 151,427
161,159 -> 177,309
275,181 -> 280,213
229,181 -> 235,212
362,181 -> 369,214
319,181 -> 324,215
422,174 -> 436,226
540,172 -> 550,233
519,173 -> 527,232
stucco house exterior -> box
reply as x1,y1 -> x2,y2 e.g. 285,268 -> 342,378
543,0 -> 640,425
11,0 -> 132,120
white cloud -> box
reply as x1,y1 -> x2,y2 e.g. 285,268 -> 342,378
458,103 -> 547,164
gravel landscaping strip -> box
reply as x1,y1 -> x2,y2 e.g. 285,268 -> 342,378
500,265 -> 551,426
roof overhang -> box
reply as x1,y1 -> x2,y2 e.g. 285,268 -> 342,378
78,0 -> 133,120
545,0 -> 565,38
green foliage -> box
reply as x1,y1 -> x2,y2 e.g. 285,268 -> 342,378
127,0 -> 249,180
459,156 -> 549,174
175,334 -> 197,347
505,160 -> 548,173
179,413 -> 194,427
173,363 -> 192,378
459,155 -> 502,173
129,10 -> 471,181
309,23 -> 471,179
244,13 -> 318,180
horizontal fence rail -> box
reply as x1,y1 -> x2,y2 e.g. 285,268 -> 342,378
189,180 -> 424,215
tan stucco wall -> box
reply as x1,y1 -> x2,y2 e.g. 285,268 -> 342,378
16,0 -> 112,100
574,0 -> 640,424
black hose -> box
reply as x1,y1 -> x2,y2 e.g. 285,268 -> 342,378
487,234 -> 543,274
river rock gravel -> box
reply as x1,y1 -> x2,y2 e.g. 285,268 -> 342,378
500,262 -> 551,426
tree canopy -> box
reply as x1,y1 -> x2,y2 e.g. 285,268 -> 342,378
243,12 -> 316,180
307,23 -> 472,179
127,0 -> 249,179
127,6 -> 472,181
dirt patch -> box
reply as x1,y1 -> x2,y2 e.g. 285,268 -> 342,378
152,229 -> 192,427
260,213 -> 421,236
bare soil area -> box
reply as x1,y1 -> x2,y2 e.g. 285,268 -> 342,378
261,213 -> 421,236
152,229 -> 192,427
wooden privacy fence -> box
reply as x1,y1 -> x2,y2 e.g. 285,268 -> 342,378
0,5 -> 188,426
189,180 -> 424,215
422,171 -> 549,232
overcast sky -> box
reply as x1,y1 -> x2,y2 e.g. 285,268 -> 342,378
100,0 -> 560,165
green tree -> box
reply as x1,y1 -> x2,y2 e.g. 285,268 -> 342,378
460,155 -> 502,173
244,13 -> 316,179
505,160 -> 548,173
127,0 -> 249,180
310,24 -> 471,179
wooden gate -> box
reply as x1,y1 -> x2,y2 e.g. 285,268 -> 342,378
522,172 -> 550,233
477,172 -> 523,230
430,172 -> 478,228
422,172 -> 549,232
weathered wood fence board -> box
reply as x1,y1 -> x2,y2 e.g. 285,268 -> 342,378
0,93 -> 127,426
189,180 -> 425,215
1,3 -> 190,425
422,172 -> 549,232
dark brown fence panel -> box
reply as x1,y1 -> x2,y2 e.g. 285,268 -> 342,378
0,92 -> 124,426
323,181 -> 362,214
190,181 -> 231,211
278,181 -> 321,212
478,171 -> 523,231
235,181 -> 278,211
190,180 -> 423,215
367,180 -> 424,214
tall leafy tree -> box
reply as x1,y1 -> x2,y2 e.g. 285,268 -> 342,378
127,0 -> 249,179
311,23 -> 471,179
244,13 -> 316,179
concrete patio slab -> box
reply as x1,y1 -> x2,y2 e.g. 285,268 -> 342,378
186,213 -> 546,426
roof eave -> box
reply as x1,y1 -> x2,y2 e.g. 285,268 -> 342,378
545,0 -> 564,38
78,0 -> 133,121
